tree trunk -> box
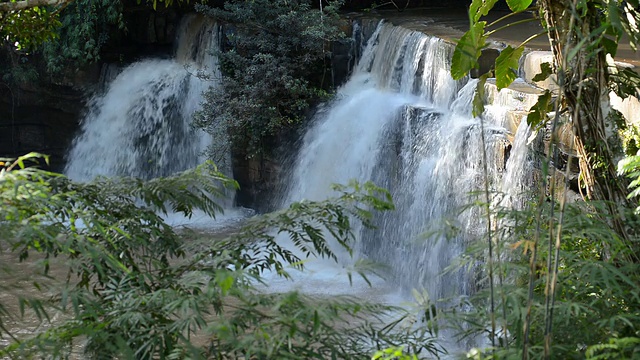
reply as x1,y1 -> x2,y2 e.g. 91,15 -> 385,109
538,0 -> 633,242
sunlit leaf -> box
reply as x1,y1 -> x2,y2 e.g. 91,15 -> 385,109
452,22 -> 487,80
532,62 -> 553,82
469,0 -> 499,22
473,74 -> 488,117
495,45 -> 524,89
601,36 -> 619,57
527,90 -> 552,131
506,0 -> 533,13
608,0 -> 624,38
510,239 -> 536,255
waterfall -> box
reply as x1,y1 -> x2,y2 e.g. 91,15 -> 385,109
65,15 -> 220,181
501,119 -> 535,208
283,21 -> 536,301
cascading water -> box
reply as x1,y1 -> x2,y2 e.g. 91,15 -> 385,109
283,21 -> 537,302
65,15 -> 220,182
501,119 -> 535,208
63,15 -> 247,227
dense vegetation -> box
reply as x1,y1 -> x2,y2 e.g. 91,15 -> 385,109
2,0 -> 640,358
0,154 -> 441,358
451,0 -> 640,357
194,0 -> 345,156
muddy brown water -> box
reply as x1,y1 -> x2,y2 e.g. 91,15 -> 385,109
0,219 -> 405,358
0,245 -> 90,355
0,222 -> 243,357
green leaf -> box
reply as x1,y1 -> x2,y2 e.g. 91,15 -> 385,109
216,272 -> 235,295
526,90 -> 552,131
470,0 -> 499,22
607,0 -> 624,38
532,62 -> 553,82
452,22 -> 488,80
473,74 -> 489,118
566,36 -> 590,63
506,0 -> 533,12
601,36 -> 619,57
495,45 -> 524,89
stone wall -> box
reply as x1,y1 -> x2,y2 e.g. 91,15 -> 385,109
0,85 -> 85,171
0,5 -> 188,172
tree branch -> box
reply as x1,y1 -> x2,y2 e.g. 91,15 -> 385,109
0,0 -> 71,12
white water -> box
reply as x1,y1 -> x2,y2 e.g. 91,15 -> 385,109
501,119 -> 535,208
282,21 -> 535,306
65,15 -> 220,181
64,15 -> 243,227
62,13 -> 539,312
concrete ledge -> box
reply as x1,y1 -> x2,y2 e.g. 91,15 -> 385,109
610,92 -> 640,126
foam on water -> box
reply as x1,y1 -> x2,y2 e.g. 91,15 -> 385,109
281,21 -> 534,309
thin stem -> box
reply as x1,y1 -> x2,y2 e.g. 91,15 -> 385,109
521,152 -> 547,360
547,153 -> 572,351
477,79 -> 496,352
487,6 -> 538,28
524,1 -> 578,357
370,1 -> 408,11
542,82 -> 563,360
486,18 -> 540,37
497,211 -> 508,349
543,2 -> 577,357
519,30 -> 548,49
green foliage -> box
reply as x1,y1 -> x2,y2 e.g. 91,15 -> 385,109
531,62 -> 552,82
451,0 -> 530,123
586,337 -> 640,359
505,0 -> 533,12
620,124 -> 640,156
41,0 -> 124,73
494,45 -> 523,90
445,194 -> 640,359
469,0 -> 499,23
372,346 -> 418,360
142,0 -> 188,11
526,90 -> 552,131
0,5 -> 61,52
1,0 -> 190,76
618,152 -> 640,213
0,59 -> 39,84
473,73 -> 488,117
452,0 -> 532,83
194,0 -> 345,156
0,154 -> 441,359
450,0 -> 640,131
605,0 -> 640,52
451,21 -> 487,80
610,67 -> 640,101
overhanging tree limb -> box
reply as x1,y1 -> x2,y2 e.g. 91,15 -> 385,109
0,0 -> 71,12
